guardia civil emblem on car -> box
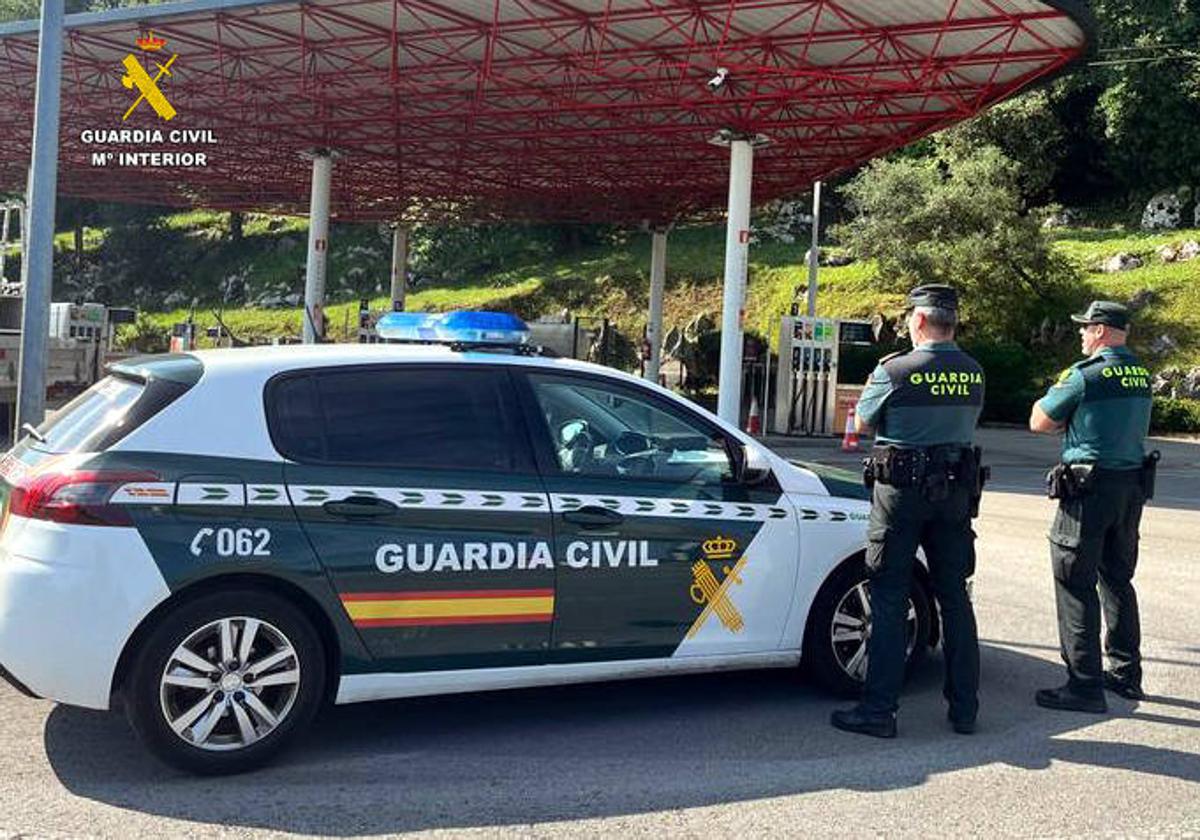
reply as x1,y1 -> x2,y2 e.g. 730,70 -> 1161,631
0,312 -> 939,774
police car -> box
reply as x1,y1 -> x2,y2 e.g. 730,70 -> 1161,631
0,312 -> 936,774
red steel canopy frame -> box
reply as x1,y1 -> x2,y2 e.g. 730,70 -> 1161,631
0,0 -> 1092,223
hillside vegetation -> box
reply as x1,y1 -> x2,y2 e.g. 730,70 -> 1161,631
99,212 -> 1200,374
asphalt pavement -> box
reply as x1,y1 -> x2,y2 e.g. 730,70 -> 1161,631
0,428 -> 1197,838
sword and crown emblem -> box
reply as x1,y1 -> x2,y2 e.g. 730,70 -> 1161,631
686,535 -> 749,637
121,33 -> 178,121
135,30 -> 167,51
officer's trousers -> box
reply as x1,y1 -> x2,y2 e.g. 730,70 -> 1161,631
1049,472 -> 1144,693
861,482 -> 979,722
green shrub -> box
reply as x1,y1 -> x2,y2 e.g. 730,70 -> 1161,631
833,145 -> 1085,344
114,313 -> 171,354
1151,397 -> 1200,435
959,341 -> 1046,424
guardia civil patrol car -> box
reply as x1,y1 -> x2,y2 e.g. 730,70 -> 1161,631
0,312 -> 937,774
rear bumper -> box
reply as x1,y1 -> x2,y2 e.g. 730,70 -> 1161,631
0,516 -> 170,709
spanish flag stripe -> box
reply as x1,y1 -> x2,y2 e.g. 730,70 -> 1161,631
340,588 -> 554,603
343,596 -> 555,621
354,614 -> 554,628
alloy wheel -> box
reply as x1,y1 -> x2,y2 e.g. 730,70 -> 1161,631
830,582 -> 918,682
159,617 -> 301,752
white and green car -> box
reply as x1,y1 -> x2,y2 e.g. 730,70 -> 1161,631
0,313 -> 937,774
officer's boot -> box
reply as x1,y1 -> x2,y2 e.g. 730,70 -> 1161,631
830,706 -> 897,738
1034,683 -> 1108,714
1103,671 -> 1145,700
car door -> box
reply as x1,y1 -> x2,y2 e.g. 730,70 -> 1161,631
515,369 -> 800,662
267,363 -> 555,673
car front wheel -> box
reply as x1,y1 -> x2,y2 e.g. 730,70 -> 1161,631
803,557 -> 931,697
125,589 -> 326,775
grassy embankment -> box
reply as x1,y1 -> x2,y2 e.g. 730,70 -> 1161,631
27,209 -> 1199,369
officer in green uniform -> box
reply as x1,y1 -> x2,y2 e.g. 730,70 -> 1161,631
1030,301 -> 1153,711
832,285 -> 986,738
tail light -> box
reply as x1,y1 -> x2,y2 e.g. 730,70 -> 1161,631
8,469 -> 160,527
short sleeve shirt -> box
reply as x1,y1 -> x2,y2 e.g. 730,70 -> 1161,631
855,365 -> 892,430
854,341 -> 984,447
1036,346 -> 1151,469
1038,367 -> 1085,423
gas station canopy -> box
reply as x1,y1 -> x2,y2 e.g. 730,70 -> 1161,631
0,0 -> 1091,223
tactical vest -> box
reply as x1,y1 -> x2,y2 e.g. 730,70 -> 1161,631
1062,350 -> 1151,469
875,344 -> 985,447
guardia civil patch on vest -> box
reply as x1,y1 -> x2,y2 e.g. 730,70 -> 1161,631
882,349 -> 985,407
1079,355 -> 1152,401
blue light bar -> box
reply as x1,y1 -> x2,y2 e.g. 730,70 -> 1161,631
376,311 -> 530,345
373,312 -> 441,342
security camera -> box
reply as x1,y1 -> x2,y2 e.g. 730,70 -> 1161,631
707,67 -> 729,93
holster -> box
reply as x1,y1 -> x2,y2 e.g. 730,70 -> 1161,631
1141,450 -> 1161,500
1046,463 -> 1093,500
963,445 -> 990,518
861,458 -> 876,491
865,446 -> 926,489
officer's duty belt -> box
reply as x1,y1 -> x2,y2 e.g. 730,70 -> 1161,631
1047,452 -> 1160,501
864,444 -> 969,488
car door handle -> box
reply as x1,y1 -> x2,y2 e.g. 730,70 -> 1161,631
322,496 -> 398,519
561,505 -> 624,529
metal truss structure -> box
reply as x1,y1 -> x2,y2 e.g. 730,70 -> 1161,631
0,0 -> 1091,223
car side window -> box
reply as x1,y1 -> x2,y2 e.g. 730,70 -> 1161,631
268,366 -> 525,471
527,373 -> 733,484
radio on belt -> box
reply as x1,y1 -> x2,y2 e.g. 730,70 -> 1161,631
376,310 -> 530,345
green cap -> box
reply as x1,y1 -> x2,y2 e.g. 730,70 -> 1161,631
1071,300 -> 1130,330
906,284 -> 959,311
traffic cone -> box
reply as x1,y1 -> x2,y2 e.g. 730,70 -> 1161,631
746,396 -> 762,436
841,408 -> 860,452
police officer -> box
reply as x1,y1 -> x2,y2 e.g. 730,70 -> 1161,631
832,285 -> 985,738
1029,301 -> 1153,712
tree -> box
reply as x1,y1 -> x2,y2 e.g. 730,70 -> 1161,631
834,145 -> 1082,343
937,90 -> 1066,201
0,0 -> 166,24
1087,1 -> 1200,196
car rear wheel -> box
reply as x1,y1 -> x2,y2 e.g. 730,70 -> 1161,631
803,556 -> 931,697
125,589 -> 325,775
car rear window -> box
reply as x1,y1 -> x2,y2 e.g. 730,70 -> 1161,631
267,365 -> 530,472
19,375 -> 146,455
11,356 -> 202,458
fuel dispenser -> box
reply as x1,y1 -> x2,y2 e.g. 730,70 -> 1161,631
772,316 -> 875,435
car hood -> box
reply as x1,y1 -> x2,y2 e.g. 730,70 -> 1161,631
784,459 -> 871,501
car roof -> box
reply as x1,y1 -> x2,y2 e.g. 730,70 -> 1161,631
181,342 -> 631,383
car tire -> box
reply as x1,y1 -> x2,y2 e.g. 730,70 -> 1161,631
802,556 -> 931,698
125,588 -> 326,775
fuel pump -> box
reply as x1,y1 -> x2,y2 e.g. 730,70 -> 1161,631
773,315 -> 872,436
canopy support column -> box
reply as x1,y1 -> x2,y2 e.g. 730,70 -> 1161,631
645,227 -> 668,383
806,181 -> 822,317
717,138 -> 754,425
389,225 -> 409,311
15,0 -> 64,438
302,150 -> 332,344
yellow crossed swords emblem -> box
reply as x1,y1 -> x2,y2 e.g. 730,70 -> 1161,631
686,536 -> 748,638
121,52 -> 178,121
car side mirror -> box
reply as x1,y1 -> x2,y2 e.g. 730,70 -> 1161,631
739,443 -> 772,485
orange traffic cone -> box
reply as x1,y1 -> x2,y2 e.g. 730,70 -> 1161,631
841,407 -> 860,452
746,396 -> 762,436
